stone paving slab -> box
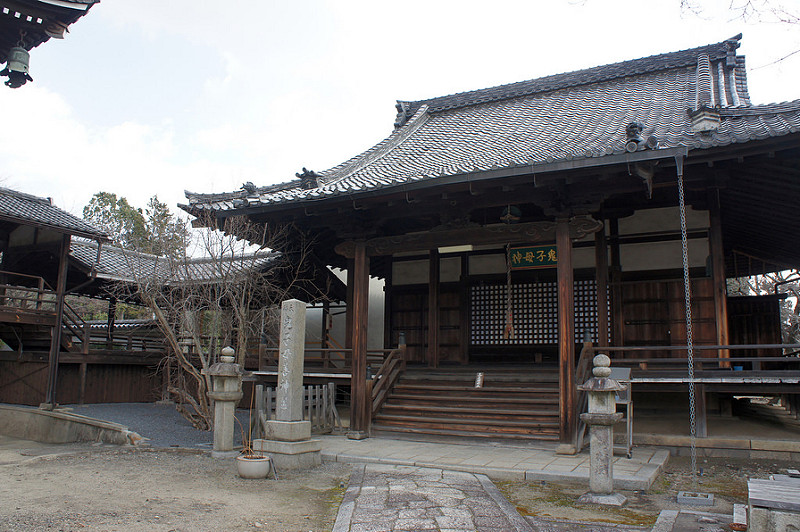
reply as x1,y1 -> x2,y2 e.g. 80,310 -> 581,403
332,463 -> 533,532
319,436 -> 668,491
650,509 -> 733,532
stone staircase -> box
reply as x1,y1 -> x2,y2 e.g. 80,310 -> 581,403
371,365 -> 561,441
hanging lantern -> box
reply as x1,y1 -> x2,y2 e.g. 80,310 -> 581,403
500,205 -> 521,224
1,47 -> 33,88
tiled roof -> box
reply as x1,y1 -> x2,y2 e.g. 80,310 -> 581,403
182,35 -> 800,214
70,239 -> 280,284
0,187 -> 109,240
393,35 -> 748,123
1,0 -> 100,65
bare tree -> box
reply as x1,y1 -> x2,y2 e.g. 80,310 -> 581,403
117,215 -> 328,430
680,0 -> 799,24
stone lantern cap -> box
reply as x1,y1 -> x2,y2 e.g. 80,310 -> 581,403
204,361 -> 249,378
578,354 -> 627,393
202,347 -> 251,378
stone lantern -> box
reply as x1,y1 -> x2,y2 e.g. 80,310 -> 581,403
577,353 -> 627,506
204,346 -> 246,457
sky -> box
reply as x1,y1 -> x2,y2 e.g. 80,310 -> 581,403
0,0 -> 798,221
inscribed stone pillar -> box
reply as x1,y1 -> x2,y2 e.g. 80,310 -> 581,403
276,299 -> 306,422
253,299 -> 322,469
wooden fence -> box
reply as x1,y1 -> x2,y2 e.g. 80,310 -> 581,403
252,382 -> 341,437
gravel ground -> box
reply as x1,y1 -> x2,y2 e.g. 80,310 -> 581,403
66,402 -> 249,449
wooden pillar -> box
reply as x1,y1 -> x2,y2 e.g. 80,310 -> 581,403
320,300 -> 330,350
383,257 -> 393,349
106,297 -> 117,349
427,249 -> 440,368
348,241 -> 370,437
694,384 -> 708,438
345,258 -> 354,350
708,189 -> 730,367
595,223 -> 609,347
556,219 -> 576,447
609,218 -> 624,347
79,362 -> 88,405
44,234 -> 70,408
459,253 -> 470,365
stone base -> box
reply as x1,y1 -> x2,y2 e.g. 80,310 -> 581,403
210,450 -> 239,459
577,492 -> 627,506
346,430 -> 369,440
555,443 -> 577,455
677,490 -> 714,506
265,420 -> 311,442
252,438 -> 322,470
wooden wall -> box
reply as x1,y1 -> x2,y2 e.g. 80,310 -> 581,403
390,286 -> 465,364
0,361 -> 161,406
617,277 -> 717,357
727,295 -> 782,357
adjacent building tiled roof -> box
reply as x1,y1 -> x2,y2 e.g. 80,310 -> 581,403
0,187 -> 109,240
182,35 -> 800,214
69,239 -> 279,284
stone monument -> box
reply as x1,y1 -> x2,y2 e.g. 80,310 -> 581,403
577,353 -> 627,506
204,346 -> 245,458
252,299 -> 322,469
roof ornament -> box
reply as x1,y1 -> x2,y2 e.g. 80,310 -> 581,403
625,123 -> 659,153
689,53 -> 721,133
241,181 -> 257,194
295,167 -> 319,190
394,101 -> 411,129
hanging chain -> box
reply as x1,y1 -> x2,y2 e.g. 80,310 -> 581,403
677,158 -> 698,486
17,30 -> 26,48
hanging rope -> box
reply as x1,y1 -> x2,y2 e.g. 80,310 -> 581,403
676,156 -> 698,486
504,243 -> 515,339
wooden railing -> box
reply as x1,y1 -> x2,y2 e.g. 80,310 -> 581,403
259,347 -> 351,371
371,345 -> 406,416
252,382 -> 341,437
596,344 -> 800,373
61,300 -> 89,353
574,342 -> 800,445
0,271 -> 57,313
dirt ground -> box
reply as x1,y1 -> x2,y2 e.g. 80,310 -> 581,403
2,441 -> 798,531
0,447 -> 350,532
499,454 -> 796,529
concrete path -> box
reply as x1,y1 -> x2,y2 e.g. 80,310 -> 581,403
333,463 -> 533,532
318,435 -> 668,490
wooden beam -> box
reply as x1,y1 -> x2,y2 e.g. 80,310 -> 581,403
556,219 -> 576,446
348,241 -> 370,437
595,224 -> 609,347
427,249 -> 440,368
44,234 -> 69,408
0,309 -> 57,326
335,216 -> 603,257
708,188 -> 730,368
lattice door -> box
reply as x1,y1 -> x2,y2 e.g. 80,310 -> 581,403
470,280 -> 602,346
